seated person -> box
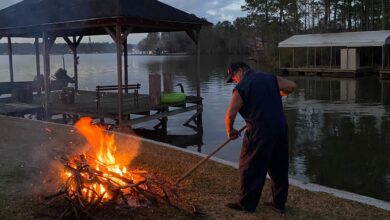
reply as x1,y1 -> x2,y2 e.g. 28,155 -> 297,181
51,68 -> 75,90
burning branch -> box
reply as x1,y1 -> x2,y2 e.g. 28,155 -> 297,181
43,117 -> 179,219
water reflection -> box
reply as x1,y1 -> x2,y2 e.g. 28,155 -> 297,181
286,76 -> 390,201
133,128 -> 203,152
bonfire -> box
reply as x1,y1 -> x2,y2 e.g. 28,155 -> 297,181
46,117 -> 177,219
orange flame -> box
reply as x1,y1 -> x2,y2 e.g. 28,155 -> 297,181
75,117 -> 118,171
63,117 -> 142,204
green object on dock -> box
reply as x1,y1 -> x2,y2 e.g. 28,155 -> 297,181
161,92 -> 186,104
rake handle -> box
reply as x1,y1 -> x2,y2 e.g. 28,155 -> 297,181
175,125 -> 246,186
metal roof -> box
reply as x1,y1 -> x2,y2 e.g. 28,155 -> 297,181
279,31 -> 390,48
0,0 -> 211,37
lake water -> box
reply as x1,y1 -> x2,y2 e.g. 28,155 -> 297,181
1,54 -> 389,202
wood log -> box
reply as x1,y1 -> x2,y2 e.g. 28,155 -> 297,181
149,74 -> 161,106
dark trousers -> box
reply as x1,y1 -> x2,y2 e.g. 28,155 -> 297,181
238,130 -> 289,212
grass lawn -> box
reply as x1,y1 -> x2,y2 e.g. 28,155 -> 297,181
0,116 -> 389,219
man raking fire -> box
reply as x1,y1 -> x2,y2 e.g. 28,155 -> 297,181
225,62 -> 296,213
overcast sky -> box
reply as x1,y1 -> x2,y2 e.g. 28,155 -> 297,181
0,0 -> 246,44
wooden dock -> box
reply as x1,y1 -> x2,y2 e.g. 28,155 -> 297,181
0,102 -> 42,117
43,91 -> 202,127
0,90 -> 203,128
280,67 -> 377,78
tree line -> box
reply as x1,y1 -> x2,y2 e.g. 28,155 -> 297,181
243,0 -> 389,46
137,0 -> 389,61
0,42 -> 135,55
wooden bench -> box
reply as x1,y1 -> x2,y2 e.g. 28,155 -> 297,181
96,84 -> 141,109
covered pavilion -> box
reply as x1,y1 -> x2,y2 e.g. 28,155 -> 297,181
0,0 -> 211,127
278,31 -> 390,78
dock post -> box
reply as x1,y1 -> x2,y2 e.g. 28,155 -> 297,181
162,107 -> 168,132
7,37 -> 14,83
196,28 -> 201,97
149,74 -> 161,106
195,28 -> 203,127
163,72 -> 173,93
196,100 -> 203,131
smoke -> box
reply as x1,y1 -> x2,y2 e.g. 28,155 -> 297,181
0,116 -> 141,200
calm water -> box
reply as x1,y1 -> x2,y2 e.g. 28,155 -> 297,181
1,54 -> 389,202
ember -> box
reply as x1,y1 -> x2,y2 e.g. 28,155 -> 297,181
46,117 -> 177,218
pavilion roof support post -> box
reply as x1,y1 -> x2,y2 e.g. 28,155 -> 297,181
34,38 -> 40,77
104,25 -> 132,127
34,37 -> 41,94
123,38 -> 128,94
64,36 -> 83,91
7,37 -> 14,83
314,48 -> 317,68
279,49 -> 281,69
42,32 -> 55,120
185,28 -> 201,97
115,25 -> 124,127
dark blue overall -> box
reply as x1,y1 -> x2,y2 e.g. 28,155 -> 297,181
234,70 -> 289,212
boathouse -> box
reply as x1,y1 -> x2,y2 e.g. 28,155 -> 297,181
278,31 -> 390,78
0,0 -> 211,129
